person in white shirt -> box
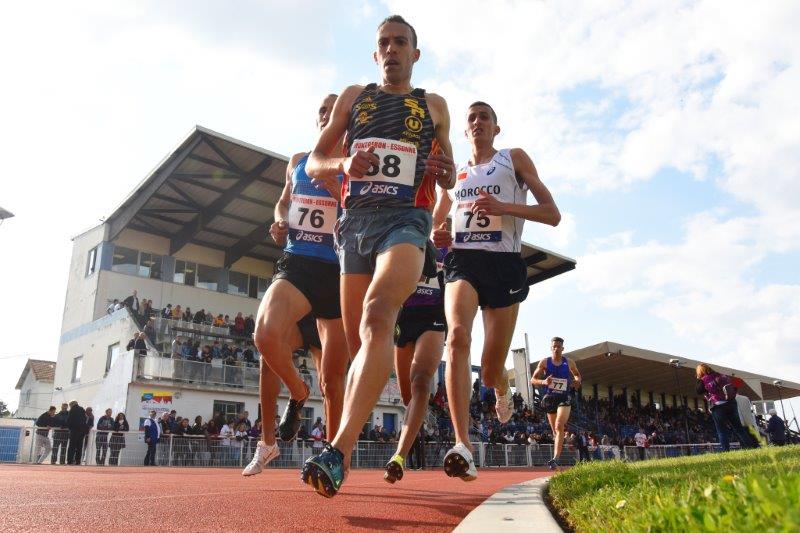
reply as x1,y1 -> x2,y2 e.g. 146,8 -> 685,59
311,422 -> 325,451
735,394 -> 763,447
634,428 -> 648,461
219,420 -> 234,465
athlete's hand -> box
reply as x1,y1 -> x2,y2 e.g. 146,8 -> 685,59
543,375 -> 553,387
573,376 -> 582,388
425,153 -> 455,188
344,145 -> 379,179
432,221 -> 452,248
310,174 -> 341,196
472,190 -> 507,216
269,220 -> 288,246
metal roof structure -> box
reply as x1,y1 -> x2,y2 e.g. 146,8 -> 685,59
0,206 -> 14,220
563,341 -> 800,401
105,125 -> 578,280
105,126 -> 288,267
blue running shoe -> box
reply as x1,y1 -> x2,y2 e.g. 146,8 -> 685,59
301,443 -> 344,498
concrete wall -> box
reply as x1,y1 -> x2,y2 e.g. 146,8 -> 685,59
15,373 -> 54,419
61,224 -> 107,333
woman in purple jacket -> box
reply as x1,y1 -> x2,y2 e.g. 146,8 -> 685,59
696,363 -> 756,451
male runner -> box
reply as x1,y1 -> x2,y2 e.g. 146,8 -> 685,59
531,336 -> 582,469
242,94 -> 349,476
301,15 -> 455,497
433,101 -> 561,481
384,244 -> 447,483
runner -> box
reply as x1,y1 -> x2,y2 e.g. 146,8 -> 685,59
432,101 -> 562,481
384,244 -> 447,483
531,336 -> 582,470
301,15 -> 455,498
242,94 -> 349,477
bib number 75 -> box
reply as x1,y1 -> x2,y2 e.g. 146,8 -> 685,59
462,211 -> 491,229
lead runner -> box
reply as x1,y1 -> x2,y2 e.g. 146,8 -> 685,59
301,15 -> 455,498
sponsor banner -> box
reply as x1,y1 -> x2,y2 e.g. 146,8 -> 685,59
139,390 -> 173,430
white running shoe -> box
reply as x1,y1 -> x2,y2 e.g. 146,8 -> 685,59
242,441 -> 280,476
495,387 -> 514,424
443,443 -> 477,481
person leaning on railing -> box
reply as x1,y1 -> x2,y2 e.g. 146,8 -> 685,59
34,406 -> 56,464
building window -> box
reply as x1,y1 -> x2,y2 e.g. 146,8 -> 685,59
248,275 -> 270,299
72,356 -> 83,383
301,407 -> 314,435
25,389 -> 31,406
174,260 -> 196,286
196,264 -> 219,291
106,343 -> 120,374
111,246 -> 139,276
213,400 -> 245,422
138,252 -> 163,280
86,246 -> 98,277
227,271 -> 249,297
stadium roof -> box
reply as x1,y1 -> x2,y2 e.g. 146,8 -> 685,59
105,126 -> 577,278
106,126 -> 288,267
0,206 -> 14,220
563,341 -> 800,401
15,359 -> 56,390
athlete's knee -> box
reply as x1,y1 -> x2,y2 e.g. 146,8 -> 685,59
410,371 -> 433,397
253,321 -> 285,353
447,324 -> 471,353
360,295 -> 397,338
319,369 -> 346,399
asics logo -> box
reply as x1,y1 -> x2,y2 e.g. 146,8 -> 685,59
416,288 -> 435,295
359,182 -> 399,195
487,166 -> 496,175
463,232 -> 492,242
294,230 -> 324,243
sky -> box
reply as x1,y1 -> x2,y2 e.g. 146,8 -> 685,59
0,0 -> 798,422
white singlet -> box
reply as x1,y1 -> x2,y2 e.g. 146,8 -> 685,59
451,149 -> 527,253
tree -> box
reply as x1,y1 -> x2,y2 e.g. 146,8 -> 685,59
0,400 -> 10,417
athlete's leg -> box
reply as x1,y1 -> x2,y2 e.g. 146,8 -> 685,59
317,317 -> 349,439
395,330 -> 444,459
331,243 -> 424,469
479,304 -> 520,394
552,405 -> 571,459
254,280 -> 312,401
258,361 -> 283,446
340,274 -> 370,357
444,280 -> 480,451
395,342 -> 415,407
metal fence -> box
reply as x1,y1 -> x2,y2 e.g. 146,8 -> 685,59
622,443 -> 741,461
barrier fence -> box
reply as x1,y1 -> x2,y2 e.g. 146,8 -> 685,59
4,427 -> 746,468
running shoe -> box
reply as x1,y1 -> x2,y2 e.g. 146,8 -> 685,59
547,458 -> 558,471
278,383 -> 310,442
242,441 -> 280,476
384,454 -> 405,484
301,443 -> 345,498
495,387 -> 514,424
443,443 -> 477,481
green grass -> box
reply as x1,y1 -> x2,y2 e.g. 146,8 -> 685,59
548,446 -> 800,532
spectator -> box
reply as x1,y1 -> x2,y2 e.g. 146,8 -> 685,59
141,299 -> 153,319
161,303 -> 173,319
66,400 -> 87,465
245,314 -> 255,337
183,306 -> 193,322
172,305 -> 183,320
696,363 -> 756,451
211,341 -> 221,358
51,403 -> 69,465
34,406 -> 56,464
96,408 -> 114,465
204,310 -> 214,325
233,312 -> 245,336
214,314 -> 225,327
173,418 -> 192,466
144,319 -> 156,344
109,413 -> 129,466
767,409 -> 787,446
107,299 -> 120,314
82,407 -> 95,463
219,418 -> 235,465
237,411 -> 253,432
311,421 -> 325,452
193,308 -> 206,324
123,290 -> 140,315
189,416 -> 206,436
143,410 -> 161,466
171,336 -> 183,359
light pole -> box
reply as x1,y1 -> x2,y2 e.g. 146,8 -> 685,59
669,359 -> 691,446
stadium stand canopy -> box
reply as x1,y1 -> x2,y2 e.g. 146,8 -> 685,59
104,125 -> 576,277
565,341 -> 800,401
0,206 -> 14,220
105,126 -> 288,268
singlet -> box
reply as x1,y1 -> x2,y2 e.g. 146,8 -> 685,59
403,247 -> 447,309
451,149 -> 527,252
343,83 -> 439,210
545,356 -> 572,396
284,154 -> 341,263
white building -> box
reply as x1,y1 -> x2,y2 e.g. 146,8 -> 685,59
54,126 -> 405,434
14,359 -> 56,419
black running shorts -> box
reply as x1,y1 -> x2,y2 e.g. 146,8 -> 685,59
443,249 -> 529,309
541,393 -> 572,414
297,313 -> 321,350
394,306 -> 446,348
273,252 -> 341,319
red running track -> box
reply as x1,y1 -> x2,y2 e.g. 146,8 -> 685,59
0,465 -> 549,532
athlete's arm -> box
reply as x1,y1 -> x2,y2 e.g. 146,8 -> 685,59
530,359 -> 553,387
425,93 -> 456,189
269,153 -> 304,246
568,358 -> 582,389
431,187 -> 453,248
306,84 -> 379,183
471,148 -> 561,227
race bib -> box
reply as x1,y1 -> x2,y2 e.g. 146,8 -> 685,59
453,201 -> 502,244
549,377 -> 568,392
288,194 -> 338,247
347,137 -> 417,200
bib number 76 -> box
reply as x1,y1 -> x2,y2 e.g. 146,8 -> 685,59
297,208 -> 324,229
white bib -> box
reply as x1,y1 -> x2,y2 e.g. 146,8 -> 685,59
288,194 -> 338,235
347,137 -> 417,198
550,377 -> 568,392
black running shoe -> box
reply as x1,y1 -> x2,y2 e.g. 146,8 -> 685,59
301,443 -> 345,498
278,384 -> 309,442
547,458 -> 558,471
383,454 -> 404,484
